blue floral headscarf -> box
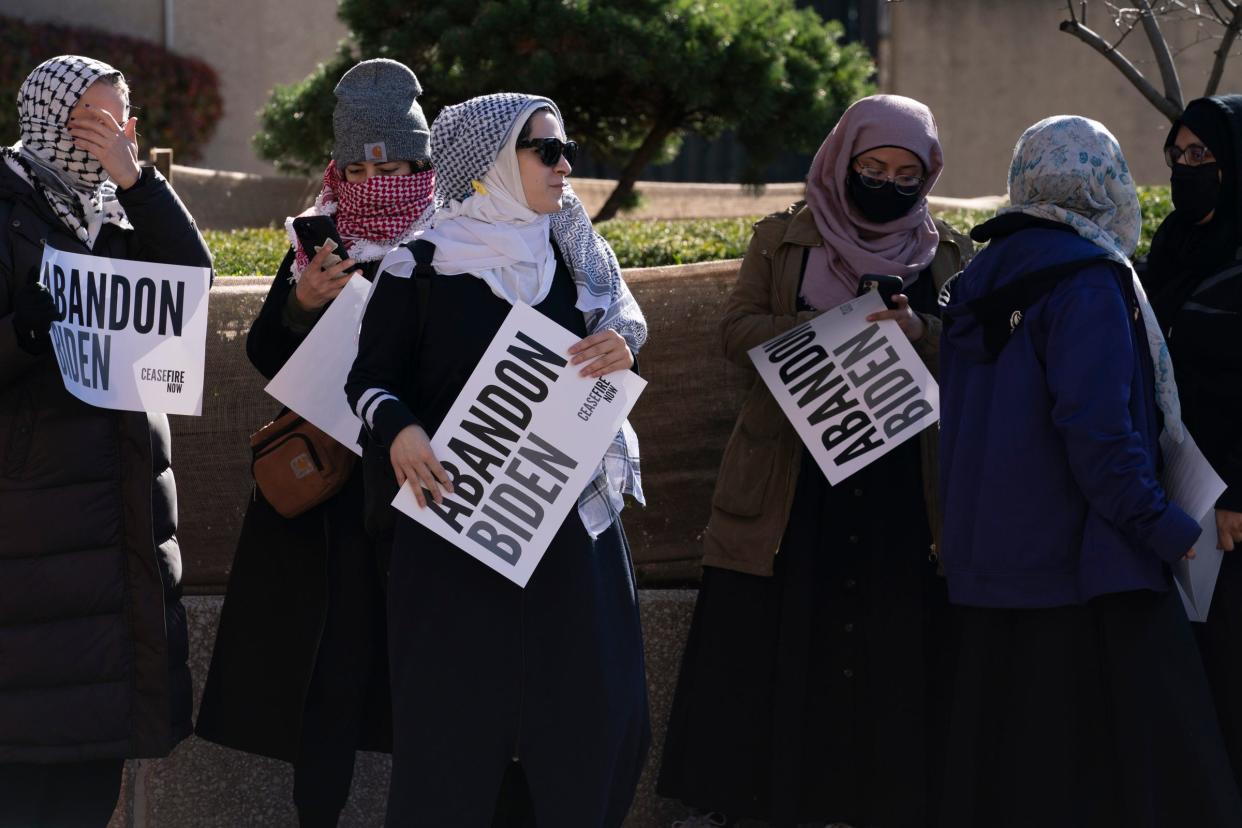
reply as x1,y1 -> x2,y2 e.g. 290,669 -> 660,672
998,115 -> 1184,442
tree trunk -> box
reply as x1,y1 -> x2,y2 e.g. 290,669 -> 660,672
593,121 -> 675,223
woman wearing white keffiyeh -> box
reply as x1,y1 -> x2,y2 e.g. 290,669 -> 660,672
346,93 -> 649,827
374,93 -> 647,535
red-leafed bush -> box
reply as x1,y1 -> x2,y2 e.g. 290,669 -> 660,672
0,14 -> 222,162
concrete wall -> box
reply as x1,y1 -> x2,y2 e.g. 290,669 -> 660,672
6,0 -> 346,174
889,0 -> 1242,197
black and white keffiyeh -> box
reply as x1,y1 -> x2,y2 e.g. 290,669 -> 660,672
8,55 -> 131,246
383,92 -> 648,536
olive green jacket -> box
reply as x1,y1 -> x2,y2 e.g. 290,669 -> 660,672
701,201 -> 972,576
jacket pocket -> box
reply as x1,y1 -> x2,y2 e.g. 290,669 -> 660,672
711,386 -> 783,517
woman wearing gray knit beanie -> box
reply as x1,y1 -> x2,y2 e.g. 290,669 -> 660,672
195,58 -> 434,828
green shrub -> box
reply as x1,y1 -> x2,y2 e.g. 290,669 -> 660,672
204,189 -> 1172,276
203,228 -> 291,277
0,14 -> 222,162
1136,185 -> 1173,259
596,217 -> 755,268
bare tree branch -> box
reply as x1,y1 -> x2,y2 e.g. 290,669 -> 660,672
1206,3 -> 1242,93
1203,0 -> 1231,25
1132,0 -> 1185,110
1060,17 -> 1184,119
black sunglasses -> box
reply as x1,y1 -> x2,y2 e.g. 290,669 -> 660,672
516,136 -> 578,167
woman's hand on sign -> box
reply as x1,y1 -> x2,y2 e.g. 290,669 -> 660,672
294,242 -> 358,311
1185,547 -> 1197,560
390,424 -> 454,508
569,329 -> 633,378
68,104 -> 141,190
1216,509 -> 1242,551
865,294 -> 926,343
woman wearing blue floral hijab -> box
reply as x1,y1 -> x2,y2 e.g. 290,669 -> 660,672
936,116 -> 1242,826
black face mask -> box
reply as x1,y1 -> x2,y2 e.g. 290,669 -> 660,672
1170,161 -> 1221,223
847,170 -> 921,224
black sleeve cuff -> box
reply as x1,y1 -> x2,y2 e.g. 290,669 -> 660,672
369,397 -> 421,448
1217,484 -> 1242,513
281,288 -> 321,334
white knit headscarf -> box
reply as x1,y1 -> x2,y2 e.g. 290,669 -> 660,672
419,99 -> 559,305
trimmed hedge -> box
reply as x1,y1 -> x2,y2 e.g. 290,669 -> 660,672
0,15 -> 222,163
206,217 -> 759,277
204,188 -> 1175,276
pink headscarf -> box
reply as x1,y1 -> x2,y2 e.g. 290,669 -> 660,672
801,94 -> 943,311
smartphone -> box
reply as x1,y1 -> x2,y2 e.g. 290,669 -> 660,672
292,215 -> 347,264
856,273 -> 905,310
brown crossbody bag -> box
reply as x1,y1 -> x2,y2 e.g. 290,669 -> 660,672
250,412 -> 356,518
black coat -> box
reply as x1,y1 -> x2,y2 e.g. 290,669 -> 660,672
0,160 -> 209,762
1143,94 -> 1242,799
195,249 -> 391,762
1145,95 -> 1242,512
346,248 -> 650,826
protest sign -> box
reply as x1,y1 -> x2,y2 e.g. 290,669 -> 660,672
1161,430 -> 1228,622
393,302 -> 646,587
265,273 -> 371,456
748,289 -> 938,486
39,245 -> 210,416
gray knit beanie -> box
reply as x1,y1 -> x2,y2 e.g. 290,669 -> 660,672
332,58 -> 430,168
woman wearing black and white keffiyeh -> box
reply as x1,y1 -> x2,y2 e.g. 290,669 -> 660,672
4,55 -> 142,248
0,56 -> 210,827
346,93 -> 650,826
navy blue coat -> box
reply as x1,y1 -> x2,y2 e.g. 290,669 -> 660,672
938,217 -> 1199,608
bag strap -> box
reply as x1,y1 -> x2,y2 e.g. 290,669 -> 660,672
966,254 -> 1111,358
411,238 -> 436,344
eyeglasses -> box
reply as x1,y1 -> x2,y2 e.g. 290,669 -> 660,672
516,137 -> 578,167
1164,143 -> 1214,167
855,165 -> 924,196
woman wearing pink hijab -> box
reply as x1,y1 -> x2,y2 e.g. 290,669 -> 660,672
658,95 -> 971,828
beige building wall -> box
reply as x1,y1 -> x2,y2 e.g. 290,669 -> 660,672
888,0 -> 1242,197
6,0 -> 346,174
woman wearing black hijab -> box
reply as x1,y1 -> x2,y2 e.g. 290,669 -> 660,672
1143,94 -> 1242,789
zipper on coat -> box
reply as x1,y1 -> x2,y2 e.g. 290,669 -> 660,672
511,589 -> 526,762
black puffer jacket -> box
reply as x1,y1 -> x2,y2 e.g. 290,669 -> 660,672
0,159 -> 211,762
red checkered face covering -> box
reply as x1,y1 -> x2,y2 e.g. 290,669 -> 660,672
294,160 -> 435,270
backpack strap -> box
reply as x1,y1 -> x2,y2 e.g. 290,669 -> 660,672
410,239 -> 436,344
966,255 -> 1112,358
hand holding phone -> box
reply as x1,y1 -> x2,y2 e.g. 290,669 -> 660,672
291,216 -> 357,311
292,215 -> 347,263
859,273 -> 926,342
856,273 -> 905,310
